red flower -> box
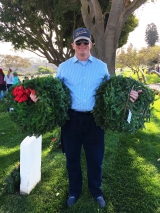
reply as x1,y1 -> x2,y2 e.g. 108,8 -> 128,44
30,89 -> 36,95
15,94 -> 29,102
13,85 -> 25,97
25,88 -> 32,96
12,85 -> 36,103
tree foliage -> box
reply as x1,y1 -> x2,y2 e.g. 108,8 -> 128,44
139,45 -> 160,66
145,23 -> 159,47
0,54 -> 31,71
0,0 -> 151,74
116,44 -> 147,81
118,14 -> 138,48
116,44 -> 160,81
36,66 -> 55,74
0,0 -> 82,65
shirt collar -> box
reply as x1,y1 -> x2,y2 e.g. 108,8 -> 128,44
73,55 -> 93,63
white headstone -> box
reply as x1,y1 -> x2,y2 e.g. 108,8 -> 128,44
20,135 -> 42,194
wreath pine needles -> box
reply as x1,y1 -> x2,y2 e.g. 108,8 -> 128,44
5,76 -> 71,136
93,75 -> 155,134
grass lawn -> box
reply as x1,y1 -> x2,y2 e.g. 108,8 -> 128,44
0,77 -> 160,212
117,69 -> 160,84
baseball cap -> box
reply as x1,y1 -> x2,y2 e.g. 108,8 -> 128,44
73,28 -> 91,42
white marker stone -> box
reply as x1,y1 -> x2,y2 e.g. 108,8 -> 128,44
20,135 -> 42,194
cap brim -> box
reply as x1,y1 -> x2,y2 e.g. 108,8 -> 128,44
74,36 -> 91,42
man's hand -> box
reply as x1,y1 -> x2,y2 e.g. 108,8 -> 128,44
30,93 -> 38,102
129,90 -> 142,102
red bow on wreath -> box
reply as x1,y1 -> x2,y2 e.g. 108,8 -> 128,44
12,85 -> 36,103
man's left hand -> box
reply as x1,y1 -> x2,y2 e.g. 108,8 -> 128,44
129,90 -> 142,102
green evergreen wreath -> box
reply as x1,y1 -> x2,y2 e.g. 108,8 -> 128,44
93,75 -> 155,134
5,76 -> 71,136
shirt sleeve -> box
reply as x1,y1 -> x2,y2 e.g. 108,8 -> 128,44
104,63 -> 110,80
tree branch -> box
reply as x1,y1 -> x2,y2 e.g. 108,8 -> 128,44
123,0 -> 148,23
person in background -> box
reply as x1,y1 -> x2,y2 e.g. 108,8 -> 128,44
13,72 -> 20,84
0,68 -> 6,100
4,68 -> 14,90
147,66 -> 151,74
30,28 -> 141,209
22,76 -> 29,82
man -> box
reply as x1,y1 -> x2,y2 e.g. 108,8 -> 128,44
56,28 -> 141,208
31,28 -> 140,208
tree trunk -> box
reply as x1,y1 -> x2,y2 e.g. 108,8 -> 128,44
81,0 -> 148,76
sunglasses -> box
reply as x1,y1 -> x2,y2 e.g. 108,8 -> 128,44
75,40 -> 90,46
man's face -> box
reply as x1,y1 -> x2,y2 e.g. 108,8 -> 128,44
72,39 -> 92,60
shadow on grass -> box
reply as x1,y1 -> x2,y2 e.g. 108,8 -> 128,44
103,130 -> 160,213
0,149 -> 20,186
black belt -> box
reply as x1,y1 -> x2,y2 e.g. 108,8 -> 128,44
69,109 -> 92,115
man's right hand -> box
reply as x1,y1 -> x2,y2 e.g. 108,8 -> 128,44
30,93 -> 38,102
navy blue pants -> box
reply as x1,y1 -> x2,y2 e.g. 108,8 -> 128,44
7,84 -> 13,90
61,110 -> 104,198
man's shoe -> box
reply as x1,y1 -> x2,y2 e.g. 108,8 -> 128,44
67,196 -> 77,207
96,196 -> 106,208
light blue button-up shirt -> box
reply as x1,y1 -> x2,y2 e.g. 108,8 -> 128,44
56,55 -> 110,111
